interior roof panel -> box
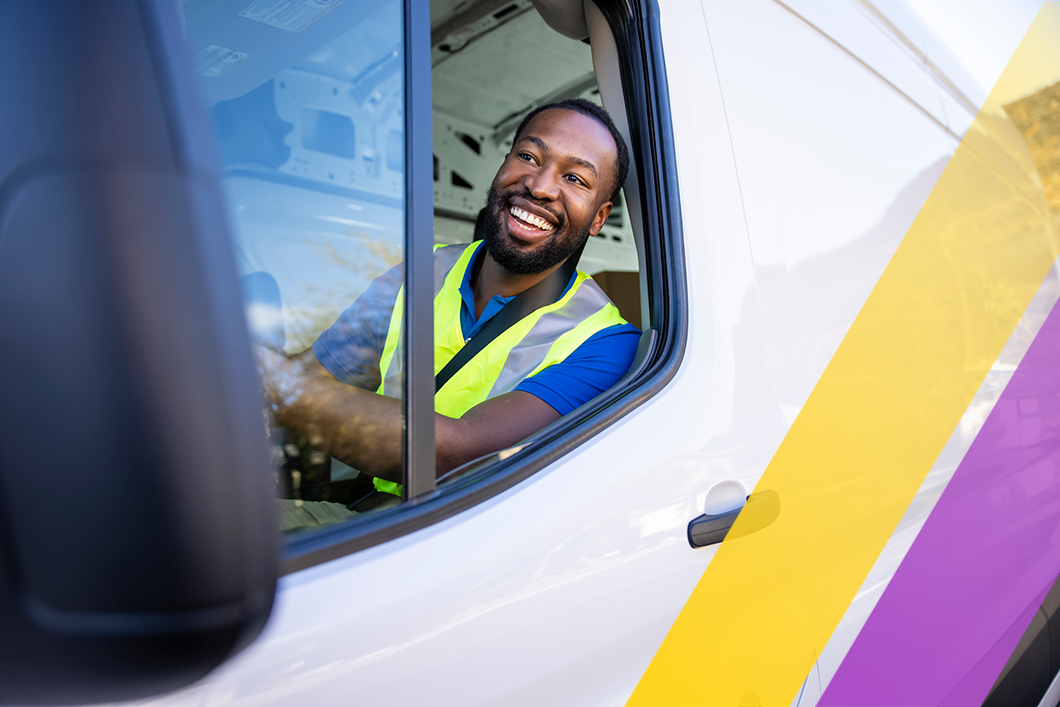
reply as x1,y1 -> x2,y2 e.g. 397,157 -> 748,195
432,9 -> 594,129
430,0 -> 474,29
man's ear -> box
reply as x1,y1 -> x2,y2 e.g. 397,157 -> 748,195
589,201 -> 613,236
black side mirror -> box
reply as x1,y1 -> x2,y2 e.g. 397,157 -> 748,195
0,1 -> 278,703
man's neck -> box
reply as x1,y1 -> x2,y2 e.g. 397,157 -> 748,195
472,249 -> 566,319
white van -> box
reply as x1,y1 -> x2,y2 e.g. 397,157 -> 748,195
1,0 -> 1057,705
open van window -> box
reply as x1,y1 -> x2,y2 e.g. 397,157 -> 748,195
182,0 -> 682,563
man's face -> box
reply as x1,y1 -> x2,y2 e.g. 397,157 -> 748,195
482,109 -> 617,275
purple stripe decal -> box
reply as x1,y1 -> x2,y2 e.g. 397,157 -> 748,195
820,294 -> 1060,706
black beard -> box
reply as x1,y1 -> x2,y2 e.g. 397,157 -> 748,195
481,186 -> 589,275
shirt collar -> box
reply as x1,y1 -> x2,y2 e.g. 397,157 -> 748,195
458,242 -> 514,318
458,240 -> 580,334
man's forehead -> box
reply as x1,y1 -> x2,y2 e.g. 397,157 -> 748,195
515,109 -> 617,169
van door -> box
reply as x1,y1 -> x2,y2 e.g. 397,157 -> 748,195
94,0 -> 707,705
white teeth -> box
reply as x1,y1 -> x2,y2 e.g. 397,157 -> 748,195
509,206 -> 554,231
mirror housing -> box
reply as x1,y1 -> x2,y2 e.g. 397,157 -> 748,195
0,0 -> 278,703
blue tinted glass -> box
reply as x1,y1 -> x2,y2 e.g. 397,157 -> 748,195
302,108 -> 356,158
185,0 -> 404,351
184,0 -> 406,531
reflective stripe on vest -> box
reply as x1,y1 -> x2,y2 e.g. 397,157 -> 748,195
371,241 -> 626,496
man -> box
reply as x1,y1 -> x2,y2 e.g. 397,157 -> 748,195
258,99 -> 640,501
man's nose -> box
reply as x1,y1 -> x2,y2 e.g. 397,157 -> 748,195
524,167 -> 561,200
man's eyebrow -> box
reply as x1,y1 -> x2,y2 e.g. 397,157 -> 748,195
518,135 -> 549,152
517,134 -> 599,179
567,156 -> 598,179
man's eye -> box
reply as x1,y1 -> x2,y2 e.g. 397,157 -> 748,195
565,174 -> 585,186
518,152 -> 534,162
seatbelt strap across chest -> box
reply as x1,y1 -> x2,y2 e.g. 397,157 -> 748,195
434,248 -> 582,393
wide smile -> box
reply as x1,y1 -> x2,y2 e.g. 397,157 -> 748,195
506,204 -> 557,242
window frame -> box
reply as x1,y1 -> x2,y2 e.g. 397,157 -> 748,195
282,0 -> 688,573
402,0 -> 437,499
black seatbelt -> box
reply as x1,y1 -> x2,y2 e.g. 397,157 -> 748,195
435,245 -> 583,393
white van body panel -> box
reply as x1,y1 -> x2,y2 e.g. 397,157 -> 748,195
93,1 -> 1026,705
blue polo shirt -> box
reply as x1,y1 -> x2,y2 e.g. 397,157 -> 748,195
313,245 -> 641,415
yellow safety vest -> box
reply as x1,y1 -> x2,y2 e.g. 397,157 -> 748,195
373,241 -> 627,495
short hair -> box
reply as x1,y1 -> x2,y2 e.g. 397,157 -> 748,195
512,98 -> 630,204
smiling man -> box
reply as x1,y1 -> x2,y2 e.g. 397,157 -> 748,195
258,99 -> 639,505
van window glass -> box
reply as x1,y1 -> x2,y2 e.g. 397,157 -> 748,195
184,0 -> 409,532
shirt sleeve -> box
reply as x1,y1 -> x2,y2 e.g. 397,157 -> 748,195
514,322 -> 642,415
311,262 -> 403,390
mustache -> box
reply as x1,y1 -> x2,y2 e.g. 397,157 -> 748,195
492,188 -> 564,228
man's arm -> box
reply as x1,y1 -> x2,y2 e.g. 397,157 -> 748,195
436,389 -> 559,472
258,347 -> 560,483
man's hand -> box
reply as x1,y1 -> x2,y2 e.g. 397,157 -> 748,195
253,343 -> 406,482
253,345 -> 562,483
253,344 -> 300,409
